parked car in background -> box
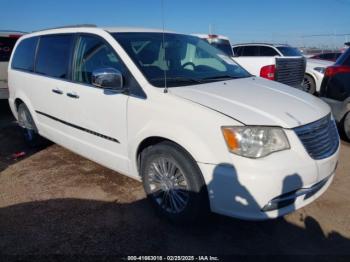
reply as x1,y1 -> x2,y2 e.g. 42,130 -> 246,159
302,58 -> 333,94
232,43 -> 306,89
320,45 -> 350,141
0,31 -> 25,99
192,34 -> 234,57
310,52 -> 342,62
8,26 -> 339,222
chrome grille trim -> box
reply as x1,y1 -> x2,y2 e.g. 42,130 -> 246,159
294,114 -> 339,160
275,57 -> 306,87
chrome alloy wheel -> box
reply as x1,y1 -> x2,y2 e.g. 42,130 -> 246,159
146,157 -> 190,214
302,77 -> 312,91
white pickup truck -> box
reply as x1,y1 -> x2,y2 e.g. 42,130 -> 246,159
194,35 -> 306,90
0,31 -> 25,99
232,43 -> 306,89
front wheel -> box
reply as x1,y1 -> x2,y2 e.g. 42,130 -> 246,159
140,142 -> 209,223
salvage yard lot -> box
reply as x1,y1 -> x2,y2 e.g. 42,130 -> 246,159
0,100 -> 350,256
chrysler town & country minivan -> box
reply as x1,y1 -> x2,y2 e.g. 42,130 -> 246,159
8,25 -> 339,222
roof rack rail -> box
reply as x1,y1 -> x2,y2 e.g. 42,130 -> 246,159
33,24 -> 97,32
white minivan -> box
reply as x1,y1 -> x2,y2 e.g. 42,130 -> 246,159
8,25 -> 340,222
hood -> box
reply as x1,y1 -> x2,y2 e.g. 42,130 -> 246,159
170,77 -> 330,128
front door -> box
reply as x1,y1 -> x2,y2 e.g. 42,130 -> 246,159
61,34 -> 129,174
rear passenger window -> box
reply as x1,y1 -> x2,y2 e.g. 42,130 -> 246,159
241,46 -> 259,56
35,35 -> 73,79
72,35 -> 125,85
11,37 -> 38,71
259,46 -> 279,56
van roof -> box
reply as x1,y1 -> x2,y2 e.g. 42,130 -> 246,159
29,25 -> 174,35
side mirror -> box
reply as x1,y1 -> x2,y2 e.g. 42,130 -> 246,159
91,68 -> 124,91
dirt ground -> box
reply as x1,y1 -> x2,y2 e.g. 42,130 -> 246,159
0,100 -> 350,258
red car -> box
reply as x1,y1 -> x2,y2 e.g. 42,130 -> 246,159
310,52 -> 342,62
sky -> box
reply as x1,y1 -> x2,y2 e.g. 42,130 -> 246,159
1,0 -> 350,48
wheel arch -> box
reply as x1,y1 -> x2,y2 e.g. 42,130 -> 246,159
10,92 -> 39,125
14,97 -> 25,110
136,136 -> 197,175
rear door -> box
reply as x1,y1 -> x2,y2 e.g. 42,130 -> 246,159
30,34 -> 75,138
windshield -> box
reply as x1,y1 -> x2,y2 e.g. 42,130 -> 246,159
113,33 -> 250,87
276,46 -> 302,57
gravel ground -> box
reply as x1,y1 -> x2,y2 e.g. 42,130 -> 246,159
0,100 -> 349,258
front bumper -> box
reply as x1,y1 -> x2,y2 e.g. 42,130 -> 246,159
198,129 -> 339,220
0,88 -> 9,99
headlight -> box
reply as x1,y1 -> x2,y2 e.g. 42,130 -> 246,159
314,67 -> 326,74
221,126 -> 290,158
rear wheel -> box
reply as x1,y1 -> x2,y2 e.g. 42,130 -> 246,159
17,103 -> 42,147
302,74 -> 316,94
140,141 -> 209,223
341,112 -> 350,142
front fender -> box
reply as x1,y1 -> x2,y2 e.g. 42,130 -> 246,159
128,121 -> 228,178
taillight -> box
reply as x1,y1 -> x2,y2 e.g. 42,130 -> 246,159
260,65 -> 276,80
325,65 -> 350,78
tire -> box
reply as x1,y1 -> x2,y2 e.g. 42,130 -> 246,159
17,103 -> 43,147
340,112 -> 350,142
302,74 -> 316,94
140,141 -> 209,223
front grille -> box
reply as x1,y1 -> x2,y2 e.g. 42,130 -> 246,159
294,114 -> 339,160
275,57 -> 306,87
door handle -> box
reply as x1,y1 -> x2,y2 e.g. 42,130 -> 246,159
52,88 -> 63,95
66,92 -> 79,99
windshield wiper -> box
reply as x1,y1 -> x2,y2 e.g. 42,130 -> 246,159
149,76 -> 204,87
202,75 -> 242,81
150,76 -> 203,84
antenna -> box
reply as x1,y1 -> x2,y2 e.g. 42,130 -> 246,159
161,0 -> 168,93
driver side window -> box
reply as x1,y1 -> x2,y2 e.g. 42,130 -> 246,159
72,35 -> 124,85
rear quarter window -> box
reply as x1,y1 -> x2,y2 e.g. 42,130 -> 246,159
35,34 -> 74,79
336,49 -> 350,66
11,37 -> 38,71
343,50 -> 350,66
